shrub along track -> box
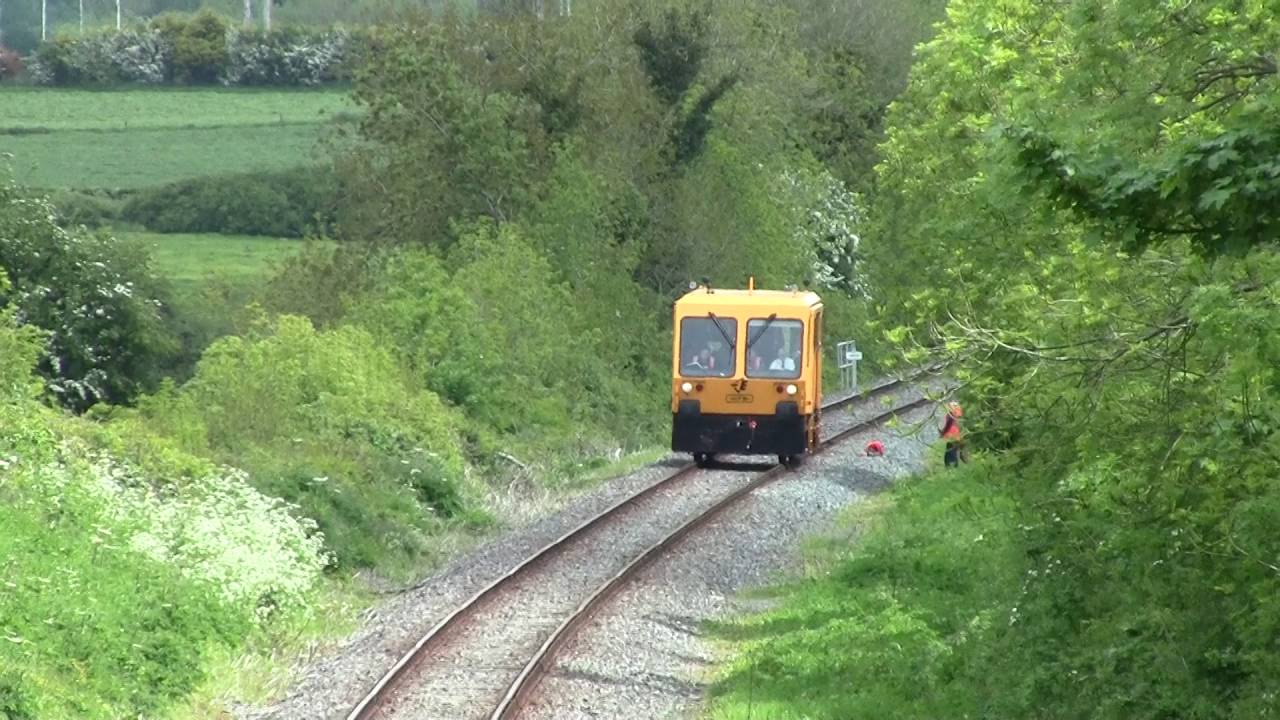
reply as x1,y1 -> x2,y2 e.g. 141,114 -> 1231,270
346,374 -> 936,720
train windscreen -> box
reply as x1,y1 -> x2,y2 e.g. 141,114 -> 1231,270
679,316 -> 736,377
745,318 -> 803,379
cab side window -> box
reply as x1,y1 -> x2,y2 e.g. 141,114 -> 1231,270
745,319 -> 803,379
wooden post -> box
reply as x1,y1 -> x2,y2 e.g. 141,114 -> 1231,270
262,0 -> 271,31
243,0 -> 252,28
116,0 -> 121,30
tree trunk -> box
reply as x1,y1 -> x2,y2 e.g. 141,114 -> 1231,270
262,0 -> 271,31
243,0 -> 252,28
116,0 -> 122,30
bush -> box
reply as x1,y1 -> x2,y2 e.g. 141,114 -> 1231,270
0,287 -> 324,718
127,314 -> 482,573
24,30 -> 170,85
22,20 -> 364,87
224,27 -> 354,86
48,189 -> 122,228
0,179 -> 177,411
122,167 -> 337,237
151,10 -> 228,84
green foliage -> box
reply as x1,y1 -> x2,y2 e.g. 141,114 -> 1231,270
632,7 -> 710,108
0,180 -> 177,410
46,188 -> 123,228
342,21 -> 540,246
0,283 -> 325,719
151,10 -> 230,84
122,167 -> 337,237
825,0 -> 1280,716
127,314 -> 481,572
707,463 -> 1025,719
350,221 -> 664,463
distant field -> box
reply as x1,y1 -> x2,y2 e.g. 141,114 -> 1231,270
127,231 -> 308,286
0,87 -> 353,189
6,124 -> 334,189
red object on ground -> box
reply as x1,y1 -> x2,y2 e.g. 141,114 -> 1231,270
865,440 -> 885,456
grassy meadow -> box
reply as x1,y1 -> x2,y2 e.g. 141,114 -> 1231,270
0,87 -> 351,189
134,231 -> 310,286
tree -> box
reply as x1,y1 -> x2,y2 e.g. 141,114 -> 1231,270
0,179 -> 177,411
858,0 -> 1280,715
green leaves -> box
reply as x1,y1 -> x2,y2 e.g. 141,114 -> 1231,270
856,0 -> 1280,716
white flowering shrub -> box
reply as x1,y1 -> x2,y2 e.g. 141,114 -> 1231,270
86,452 -> 331,621
223,27 -> 352,86
24,23 -> 361,87
778,167 -> 868,297
24,30 -> 171,85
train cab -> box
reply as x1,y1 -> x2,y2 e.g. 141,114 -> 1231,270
671,279 -> 823,467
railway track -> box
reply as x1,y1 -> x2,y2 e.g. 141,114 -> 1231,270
346,374 -> 933,720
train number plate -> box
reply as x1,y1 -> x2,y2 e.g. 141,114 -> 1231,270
725,393 -> 754,404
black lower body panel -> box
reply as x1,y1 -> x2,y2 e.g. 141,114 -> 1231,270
672,406 -> 807,456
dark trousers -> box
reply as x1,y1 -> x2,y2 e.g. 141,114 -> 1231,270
944,441 -> 961,467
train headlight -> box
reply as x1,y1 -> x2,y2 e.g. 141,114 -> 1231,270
785,384 -> 798,396
681,382 -> 694,394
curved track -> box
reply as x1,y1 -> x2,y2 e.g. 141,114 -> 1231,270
347,373 -> 931,720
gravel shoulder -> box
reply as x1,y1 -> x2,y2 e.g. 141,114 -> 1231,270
240,377 -> 937,720
519,403 -> 939,720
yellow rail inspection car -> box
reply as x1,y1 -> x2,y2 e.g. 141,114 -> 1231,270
671,279 -> 823,467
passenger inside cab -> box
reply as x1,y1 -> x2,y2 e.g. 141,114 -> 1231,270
681,317 -> 735,377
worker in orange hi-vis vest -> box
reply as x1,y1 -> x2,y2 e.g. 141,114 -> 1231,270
940,403 -> 965,468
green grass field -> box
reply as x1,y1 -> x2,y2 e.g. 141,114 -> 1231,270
0,87 -> 353,189
125,231 -> 307,287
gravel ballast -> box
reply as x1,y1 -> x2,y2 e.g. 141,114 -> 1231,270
240,376 -> 942,720
519,403 -> 939,720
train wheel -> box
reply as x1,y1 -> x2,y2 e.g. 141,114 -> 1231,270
694,452 -> 712,468
779,454 -> 804,469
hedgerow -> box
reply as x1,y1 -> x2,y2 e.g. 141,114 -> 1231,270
121,167 -> 337,238
0,272 -> 328,718
23,12 -> 364,87
118,313 -> 483,574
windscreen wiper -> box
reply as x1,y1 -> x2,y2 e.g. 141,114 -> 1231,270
746,313 -> 778,351
707,312 -> 736,349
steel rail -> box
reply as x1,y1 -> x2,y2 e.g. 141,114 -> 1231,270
345,372 -> 922,720
490,395 -> 934,719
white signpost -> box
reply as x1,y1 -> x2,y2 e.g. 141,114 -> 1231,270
836,340 -> 862,393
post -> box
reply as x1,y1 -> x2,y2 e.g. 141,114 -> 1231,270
262,0 -> 271,31
79,0 -> 83,33
836,340 -> 862,393
116,0 -> 121,30
243,0 -> 252,28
